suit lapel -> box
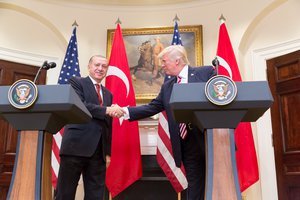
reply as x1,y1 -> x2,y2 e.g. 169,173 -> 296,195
83,77 -> 101,104
102,86 -> 110,106
188,66 -> 197,83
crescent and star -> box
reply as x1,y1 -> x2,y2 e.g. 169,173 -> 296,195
216,56 -> 233,78
106,66 -> 130,97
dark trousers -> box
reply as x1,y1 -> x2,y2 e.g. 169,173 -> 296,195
55,142 -> 106,200
181,128 -> 206,200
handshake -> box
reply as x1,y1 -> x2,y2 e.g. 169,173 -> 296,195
106,104 -> 126,118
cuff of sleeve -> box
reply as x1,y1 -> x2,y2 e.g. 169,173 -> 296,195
122,107 -> 130,120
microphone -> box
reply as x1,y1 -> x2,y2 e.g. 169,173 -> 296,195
212,57 -> 219,75
34,60 -> 57,84
42,60 -> 56,70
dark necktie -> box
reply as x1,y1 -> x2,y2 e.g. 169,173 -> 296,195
177,76 -> 187,139
95,84 -> 103,105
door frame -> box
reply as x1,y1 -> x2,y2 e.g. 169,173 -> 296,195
252,38 -> 300,200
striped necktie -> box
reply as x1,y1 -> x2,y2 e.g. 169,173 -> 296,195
95,84 -> 103,105
177,76 -> 187,139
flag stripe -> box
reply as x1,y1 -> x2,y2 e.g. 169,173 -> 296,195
157,114 -> 187,184
157,113 -> 173,153
157,112 -> 187,192
156,151 -> 186,191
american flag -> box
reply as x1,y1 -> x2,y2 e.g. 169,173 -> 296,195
172,21 -> 183,46
156,21 -> 188,193
51,26 -> 81,188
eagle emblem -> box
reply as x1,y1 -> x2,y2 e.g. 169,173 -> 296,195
15,84 -> 32,104
205,75 -> 237,106
8,79 -> 38,109
213,80 -> 231,100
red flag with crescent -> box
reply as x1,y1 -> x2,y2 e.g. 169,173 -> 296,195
105,23 -> 142,197
216,19 -> 259,191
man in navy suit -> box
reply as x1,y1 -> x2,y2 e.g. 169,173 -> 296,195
123,45 -> 216,200
55,55 -> 124,200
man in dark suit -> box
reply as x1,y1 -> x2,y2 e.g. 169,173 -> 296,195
55,55 -> 124,200
123,45 -> 216,200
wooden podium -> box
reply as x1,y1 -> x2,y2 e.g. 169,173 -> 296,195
0,85 -> 91,200
169,81 -> 273,200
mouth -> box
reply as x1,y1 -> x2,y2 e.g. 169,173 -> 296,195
95,71 -> 103,75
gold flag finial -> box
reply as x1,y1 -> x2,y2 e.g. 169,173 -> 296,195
219,14 -> 226,22
115,17 -> 122,25
173,14 -> 180,22
72,20 -> 79,27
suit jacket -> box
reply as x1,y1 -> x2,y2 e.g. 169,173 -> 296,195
60,76 -> 112,159
128,66 -> 215,167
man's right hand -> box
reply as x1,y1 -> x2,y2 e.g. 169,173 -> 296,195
106,104 -> 126,118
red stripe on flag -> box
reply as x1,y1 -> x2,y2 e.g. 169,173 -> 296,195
156,111 -> 187,193
157,122 -> 173,154
156,150 -> 185,192
52,137 -> 61,161
51,129 -> 63,188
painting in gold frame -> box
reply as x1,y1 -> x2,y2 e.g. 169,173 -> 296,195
106,25 -> 203,103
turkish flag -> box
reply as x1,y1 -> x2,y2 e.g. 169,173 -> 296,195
105,23 -> 142,197
217,20 -> 259,191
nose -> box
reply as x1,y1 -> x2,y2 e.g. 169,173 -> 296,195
97,64 -> 105,70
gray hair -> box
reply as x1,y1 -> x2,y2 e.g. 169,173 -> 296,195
158,45 -> 190,65
88,55 -> 106,64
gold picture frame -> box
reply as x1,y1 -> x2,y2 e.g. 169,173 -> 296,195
106,25 -> 203,103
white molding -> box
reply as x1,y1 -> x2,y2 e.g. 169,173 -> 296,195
251,38 -> 300,200
39,0 -> 228,12
0,46 -> 60,67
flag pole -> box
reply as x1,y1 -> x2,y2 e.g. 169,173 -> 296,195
178,192 -> 181,200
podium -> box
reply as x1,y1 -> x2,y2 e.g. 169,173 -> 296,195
169,81 -> 273,200
0,85 -> 92,200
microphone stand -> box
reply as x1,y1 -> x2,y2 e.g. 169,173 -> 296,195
33,66 -> 45,84
212,57 -> 220,75
34,61 -> 49,84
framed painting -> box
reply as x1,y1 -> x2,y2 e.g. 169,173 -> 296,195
106,25 -> 203,103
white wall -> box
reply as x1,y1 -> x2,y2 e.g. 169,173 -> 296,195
1,0 -> 300,199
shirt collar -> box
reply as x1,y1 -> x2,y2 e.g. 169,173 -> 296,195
89,76 -> 100,85
178,65 -> 188,83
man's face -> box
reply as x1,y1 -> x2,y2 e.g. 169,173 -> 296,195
88,56 -> 108,83
160,54 -> 178,76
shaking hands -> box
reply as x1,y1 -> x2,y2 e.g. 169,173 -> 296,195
106,104 -> 126,118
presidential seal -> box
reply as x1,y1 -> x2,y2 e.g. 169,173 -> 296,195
8,79 -> 38,109
205,75 -> 237,106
